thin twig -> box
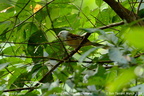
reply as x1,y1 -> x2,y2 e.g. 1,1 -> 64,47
0,41 -> 58,45
134,53 -> 144,58
28,20 -> 124,91
0,19 -> 128,93
98,21 -> 124,29
27,24 -> 94,92
103,0 -> 144,26
72,3 -> 96,27
137,0 -> 143,13
1,54 -> 113,63
3,87 -> 36,92
0,0 -> 55,36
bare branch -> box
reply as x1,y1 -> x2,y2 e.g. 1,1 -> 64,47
3,87 -> 36,92
103,0 -> 144,26
98,21 -> 124,29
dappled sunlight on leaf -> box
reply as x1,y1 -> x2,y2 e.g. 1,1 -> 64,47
33,4 -> 43,13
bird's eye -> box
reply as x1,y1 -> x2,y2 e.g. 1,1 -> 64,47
61,32 -> 64,35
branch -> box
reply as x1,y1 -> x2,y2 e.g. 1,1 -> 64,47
0,21 -> 130,93
98,21 -> 124,29
28,20 -> 124,92
0,41 -> 58,45
103,0 -> 144,26
0,0 -> 55,36
3,87 -> 35,92
134,53 -> 144,58
27,20 -> 98,92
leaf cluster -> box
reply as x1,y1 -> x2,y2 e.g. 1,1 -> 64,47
0,0 -> 144,96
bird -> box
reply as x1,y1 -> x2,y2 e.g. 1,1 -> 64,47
58,30 -> 105,48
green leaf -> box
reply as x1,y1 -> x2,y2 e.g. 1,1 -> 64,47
97,8 -> 112,25
99,32 -> 118,44
0,28 -> 9,41
46,30 -> 56,42
95,0 -> 103,7
45,41 -> 65,59
108,47 -> 128,65
40,73 -> 54,83
106,67 -> 136,92
81,28 -> 104,33
0,21 -> 11,34
105,68 -> 118,85
0,3 -> 11,12
18,22 -> 38,40
79,47 -> 99,63
0,0 -> 13,4
49,8 -> 60,20
0,12 -> 14,22
124,27 -> 144,49
54,70 -> 68,82
129,84 -> 144,92
30,64 -> 43,74
35,8 -> 47,22
88,65 -> 106,86
82,0 -> 97,10
28,30 -> 48,44
67,14 -> 81,29
138,9 -> 144,18
27,30 -> 48,63
88,76 -> 105,85
15,0 -> 32,14
59,7 -> 72,16
8,68 -> 25,88
10,72 -> 31,88
0,63 -> 9,70
106,33 -> 118,44
24,92 -> 38,96
43,87 -> 63,95
34,0 -> 41,2
2,45 -> 16,55
0,0 -> 143,95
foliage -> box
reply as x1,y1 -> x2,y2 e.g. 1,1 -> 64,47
0,0 -> 144,96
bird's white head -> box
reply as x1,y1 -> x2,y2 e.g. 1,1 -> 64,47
58,30 -> 69,40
